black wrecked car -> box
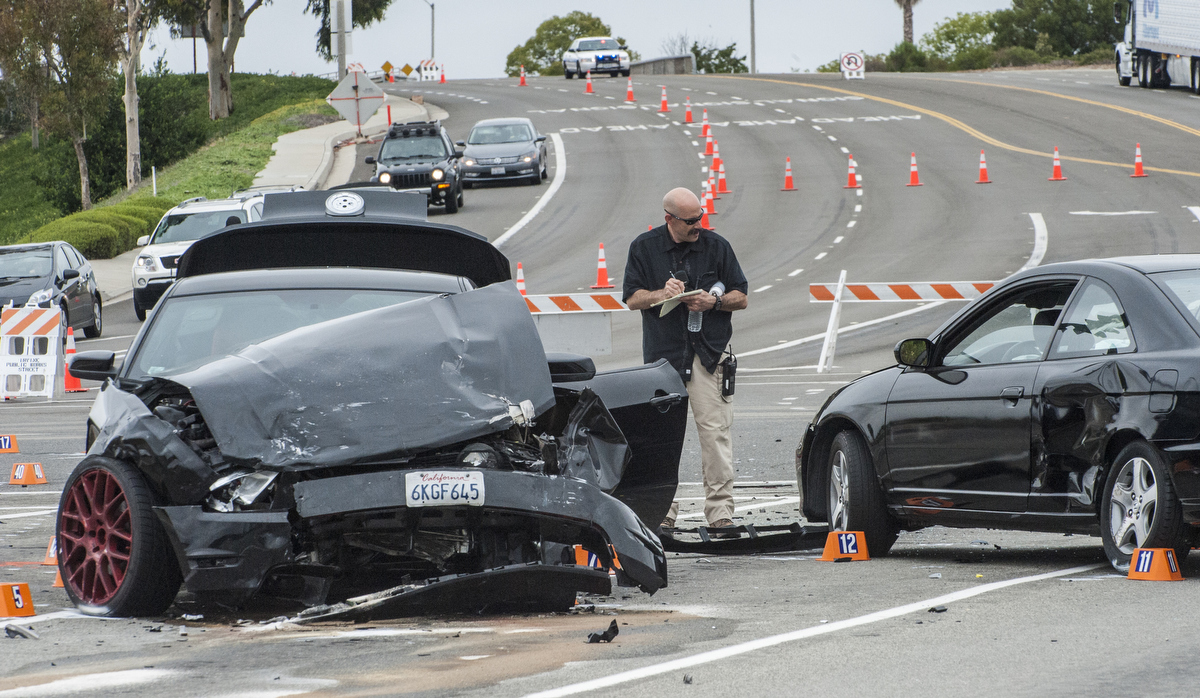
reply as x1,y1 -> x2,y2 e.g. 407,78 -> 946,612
366,121 -> 464,214
61,190 -> 687,618
798,256 -> 1200,571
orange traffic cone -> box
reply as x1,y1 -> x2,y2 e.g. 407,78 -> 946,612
701,109 -> 710,137
624,77 -> 636,102
708,170 -> 718,200
9,462 -> 47,486
844,154 -> 861,189
585,71 -> 593,94
53,571 -> 64,588
703,132 -> 714,155
711,140 -> 722,172
684,97 -> 693,123
1049,146 -> 1067,181
387,72 -> 394,83
658,85 -> 670,112
977,149 -> 992,184
1131,143 -> 1148,178
440,66 -> 446,84
700,207 -> 712,229
781,157 -> 797,191
704,188 -> 717,216
42,538 -> 57,566
64,327 -> 85,393
906,152 -> 923,187
718,162 -> 730,194
519,65 -> 527,86
515,262 -> 527,296
590,244 -> 615,289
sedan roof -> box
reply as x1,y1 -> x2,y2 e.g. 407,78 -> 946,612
470,117 -> 535,128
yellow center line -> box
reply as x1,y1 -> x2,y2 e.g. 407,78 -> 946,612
710,74 -> 1200,178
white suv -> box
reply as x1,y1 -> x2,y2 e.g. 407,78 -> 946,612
561,37 -> 631,78
132,194 -> 267,320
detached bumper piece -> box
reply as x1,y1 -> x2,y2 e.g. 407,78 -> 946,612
155,506 -> 293,600
284,563 -> 611,622
659,523 -> 829,555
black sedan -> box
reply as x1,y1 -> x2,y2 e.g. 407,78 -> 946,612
62,190 -> 686,618
0,242 -> 103,338
459,118 -> 548,187
797,256 -> 1200,571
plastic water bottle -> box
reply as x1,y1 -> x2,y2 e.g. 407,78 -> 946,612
688,282 -> 725,332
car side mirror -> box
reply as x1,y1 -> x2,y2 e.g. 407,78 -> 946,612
136,235 -> 150,247
535,135 -> 546,143
61,268 -> 80,282
364,156 -> 376,165
456,140 -> 466,147
894,338 -> 933,368
68,350 -> 118,382
454,149 -> 465,159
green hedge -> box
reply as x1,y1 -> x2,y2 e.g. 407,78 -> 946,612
25,196 -> 179,259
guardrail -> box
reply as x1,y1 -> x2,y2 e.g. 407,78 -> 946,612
629,54 -> 695,75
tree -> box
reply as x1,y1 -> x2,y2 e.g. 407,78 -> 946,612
920,12 -> 993,60
691,41 -> 748,74
991,0 -> 1120,57
160,0 -> 269,119
114,0 -> 160,190
505,12 -> 635,77
304,0 -> 394,61
0,8 -> 49,149
894,0 -> 924,44
0,0 -> 121,209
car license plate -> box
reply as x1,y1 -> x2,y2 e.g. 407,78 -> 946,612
598,62 -> 616,68
491,166 -> 506,175
405,471 -> 485,507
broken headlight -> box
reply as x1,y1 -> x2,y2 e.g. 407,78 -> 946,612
207,470 -> 278,512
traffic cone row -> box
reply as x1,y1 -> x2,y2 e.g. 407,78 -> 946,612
625,77 -> 635,102
701,109 -> 710,137
684,97 -> 693,123
658,86 -> 669,113
703,132 -> 714,155
711,140 -> 722,173
519,65 -> 527,86
585,71 -> 593,94
717,163 -> 730,194
64,327 -> 85,393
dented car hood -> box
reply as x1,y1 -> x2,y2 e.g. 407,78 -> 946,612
153,282 -> 554,469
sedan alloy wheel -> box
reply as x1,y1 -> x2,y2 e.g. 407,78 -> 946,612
1101,442 -> 1189,572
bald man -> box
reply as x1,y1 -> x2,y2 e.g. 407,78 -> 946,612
623,187 -> 748,535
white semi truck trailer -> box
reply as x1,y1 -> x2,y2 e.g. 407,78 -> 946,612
1115,0 -> 1200,93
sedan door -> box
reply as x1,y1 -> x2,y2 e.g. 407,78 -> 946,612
885,280 -> 1078,511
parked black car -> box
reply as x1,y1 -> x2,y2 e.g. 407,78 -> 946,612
459,118 -> 548,187
797,256 -> 1200,571
63,190 -> 687,618
366,121 -> 464,213
0,242 -> 102,338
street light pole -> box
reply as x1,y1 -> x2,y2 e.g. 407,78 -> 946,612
424,1 -> 435,59
749,0 -> 756,74
336,0 -> 346,79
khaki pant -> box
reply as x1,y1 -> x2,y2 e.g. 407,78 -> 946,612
667,354 -> 735,525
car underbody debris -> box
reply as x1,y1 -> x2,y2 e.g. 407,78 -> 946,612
659,523 -> 829,555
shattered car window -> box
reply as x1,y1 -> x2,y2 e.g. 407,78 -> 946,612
127,288 -> 432,378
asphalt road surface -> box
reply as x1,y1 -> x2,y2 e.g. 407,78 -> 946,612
4,67 -> 1200,696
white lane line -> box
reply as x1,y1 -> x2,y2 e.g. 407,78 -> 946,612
741,211 -> 1048,358
774,108 -> 786,113
833,236 -> 844,243
814,252 -> 827,260
846,220 -> 856,228
812,125 -> 823,131
494,133 -> 566,248
0,510 -> 57,520
525,563 -> 1104,698
840,147 -> 849,154
788,269 -> 803,277
1068,211 -> 1156,216
0,669 -> 174,697
856,189 -> 862,196
1189,206 -> 1200,222
78,334 -> 135,343
855,204 -> 861,212
753,285 -> 773,293
827,135 -> 837,141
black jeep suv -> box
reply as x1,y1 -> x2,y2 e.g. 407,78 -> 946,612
365,121 -> 465,214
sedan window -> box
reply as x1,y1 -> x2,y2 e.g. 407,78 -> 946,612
941,283 -> 1075,366
379,135 -> 447,161
468,124 -> 533,145
0,248 -> 52,278
1049,279 -> 1134,358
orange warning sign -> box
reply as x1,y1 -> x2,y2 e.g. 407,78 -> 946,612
1128,548 -> 1184,581
0,582 -> 35,617
42,538 -> 57,566
9,462 -> 47,485
0,434 -> 17,453
817,530 -> 871,561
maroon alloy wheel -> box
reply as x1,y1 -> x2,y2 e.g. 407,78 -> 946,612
59,468 -> 133,605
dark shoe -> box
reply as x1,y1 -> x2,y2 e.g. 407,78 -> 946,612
660,516 -> 676,531
709,518 -> 741,539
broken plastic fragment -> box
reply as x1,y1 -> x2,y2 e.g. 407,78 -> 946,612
928,573 -> 942,579
928,606 -> 947,613
587,619 -> 619,643
4,624 -> 39,640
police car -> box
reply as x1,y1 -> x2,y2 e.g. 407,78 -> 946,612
561,36 -> 631,78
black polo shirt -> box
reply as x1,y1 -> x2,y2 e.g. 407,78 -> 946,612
622,225 -> 748,379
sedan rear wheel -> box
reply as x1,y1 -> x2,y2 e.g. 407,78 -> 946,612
83,296 -> 102,338
826,430 -> 898,557
1101,441 -> 1189,572
58,457 -> 181,616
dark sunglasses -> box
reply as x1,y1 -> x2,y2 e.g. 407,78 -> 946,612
665,209 -> 703,226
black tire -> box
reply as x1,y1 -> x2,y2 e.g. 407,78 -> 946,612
621,69 -> 630,77
445,185 -> 459,213
1100,441 -> 1189,573
1193,58 -> 1200,95
1138,55 -> 1149,88
133,301 -> 146,322
609,71 -> 619,78
826,430 -> 898,557
57,456 -> 182,617
564,70 -> 574,79
1117,54 -> 1131,86
456,188 -> 464,207
83,295 -> 102,339
462,181 -> 473,190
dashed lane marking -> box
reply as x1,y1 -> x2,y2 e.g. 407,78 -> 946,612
527,563 -> 1105,697
788,269 -> 803,276
711,75 -> 1200,178
494,133 -> 566,248
1068,210 -> 1156,215
1188,206 -> 1200,222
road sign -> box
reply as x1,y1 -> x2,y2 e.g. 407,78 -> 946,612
325,71 -> 385,135
400,63 -> 413,76
840,52 -> 865,80
381,60 -> 393,74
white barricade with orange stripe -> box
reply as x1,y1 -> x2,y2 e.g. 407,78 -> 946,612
1,307 -> 63,399
523,293 -> 628,356
809,271 -> 995,374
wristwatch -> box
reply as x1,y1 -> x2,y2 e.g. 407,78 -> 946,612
712,293 -> 723,312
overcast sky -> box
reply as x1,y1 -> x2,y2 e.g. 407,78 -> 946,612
143,1 -> 1013,79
